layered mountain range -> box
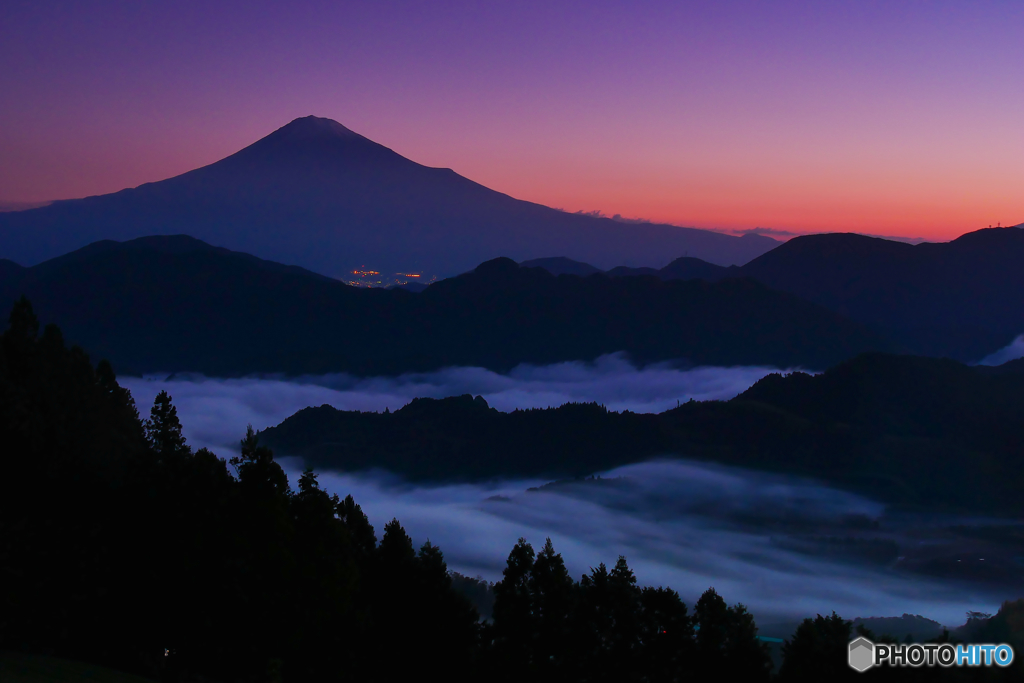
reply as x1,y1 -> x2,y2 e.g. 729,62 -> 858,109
525,226 -> 1024,361
0,235 -> 883,375
0,116 -> 775,277
1,114 -> 1020,367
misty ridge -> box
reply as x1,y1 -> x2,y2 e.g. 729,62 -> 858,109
246,352 -> 1024,516
119,355 -> 787,458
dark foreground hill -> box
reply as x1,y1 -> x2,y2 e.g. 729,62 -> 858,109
0,116 -> 776,277
526,226 -> 1024,361
0,235 -> 888,375
261,353 -> 1024,516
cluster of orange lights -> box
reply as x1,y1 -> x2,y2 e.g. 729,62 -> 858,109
344,267 -> 436,289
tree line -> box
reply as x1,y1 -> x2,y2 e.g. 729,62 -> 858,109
0,298 -> 1020,682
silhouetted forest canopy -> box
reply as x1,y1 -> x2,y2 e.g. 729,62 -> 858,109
263,352 -> 1024,516
1,299 -> 1021,682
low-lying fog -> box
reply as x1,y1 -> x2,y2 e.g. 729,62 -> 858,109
121,355 -> 1018,628
307,462 -> 1009,628
121,354 -> 789,456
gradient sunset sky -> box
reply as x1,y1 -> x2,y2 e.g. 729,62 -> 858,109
1,0 -> 1021,240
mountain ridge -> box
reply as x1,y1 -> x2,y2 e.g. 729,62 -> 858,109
524,226 -> 1024,361
0,235 -> 889,376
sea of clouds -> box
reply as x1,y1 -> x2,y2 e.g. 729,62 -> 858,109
121,353 -> 790,458
119,355 -> 1012,627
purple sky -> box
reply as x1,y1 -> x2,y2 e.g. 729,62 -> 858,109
2,0 -> 1022,239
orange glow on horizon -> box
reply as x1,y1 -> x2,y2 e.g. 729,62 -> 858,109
3,2 -> 1023,245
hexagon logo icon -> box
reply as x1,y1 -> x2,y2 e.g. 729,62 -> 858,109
849,637 -> 875,672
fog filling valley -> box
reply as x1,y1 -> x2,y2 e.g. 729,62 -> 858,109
121,354 -> 790,457
121,354 -> 1023,628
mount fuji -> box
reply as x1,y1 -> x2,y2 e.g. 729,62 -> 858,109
0,116 -> 775,278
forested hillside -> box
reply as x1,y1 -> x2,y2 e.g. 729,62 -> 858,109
2,298 -> 1020,682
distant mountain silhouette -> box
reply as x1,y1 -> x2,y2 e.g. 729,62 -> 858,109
0,235 -> 888,375
0,116 -> 776,277
739,228 -> 1024,360
529,255 -> 739,281
527,226 -> 1024,361
658,256 -> 740,281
